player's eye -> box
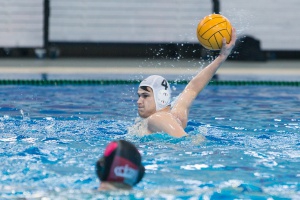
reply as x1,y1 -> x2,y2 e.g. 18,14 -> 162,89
138,94 -> 149,98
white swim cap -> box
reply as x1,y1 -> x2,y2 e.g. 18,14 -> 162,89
139,75 -> 171,111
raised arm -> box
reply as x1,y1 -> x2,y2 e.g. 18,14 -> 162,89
186,28 -> 236,95
171,28 -> 237,127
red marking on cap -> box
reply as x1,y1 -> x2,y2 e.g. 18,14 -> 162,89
106,156 -> 139,185
104,142 -> 118,157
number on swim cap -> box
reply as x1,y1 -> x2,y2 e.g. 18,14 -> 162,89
161,79 -> 168,90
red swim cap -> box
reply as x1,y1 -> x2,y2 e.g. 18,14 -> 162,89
96,140 -> 145,186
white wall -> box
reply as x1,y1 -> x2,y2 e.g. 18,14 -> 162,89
221,0 -> 300,50
49,0 -> 300,50
49,0 -> 211,43
0,0 -> 44,48
1,0 -> 299,50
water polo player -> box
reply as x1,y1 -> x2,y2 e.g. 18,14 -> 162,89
96,140 -> 145,190
136,28 -> 236,137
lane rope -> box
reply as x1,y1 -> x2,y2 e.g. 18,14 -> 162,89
0,79 -> 299,86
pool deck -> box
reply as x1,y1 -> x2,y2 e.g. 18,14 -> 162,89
0,58 -> 299,81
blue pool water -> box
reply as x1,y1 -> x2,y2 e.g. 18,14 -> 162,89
0,84 -> 299,199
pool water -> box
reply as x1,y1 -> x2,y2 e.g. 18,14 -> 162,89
0,84 -> 299,199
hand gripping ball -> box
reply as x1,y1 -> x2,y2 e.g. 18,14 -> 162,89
196,14 -> 232,50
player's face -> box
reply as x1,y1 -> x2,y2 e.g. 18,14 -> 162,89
137,87 -> 156,118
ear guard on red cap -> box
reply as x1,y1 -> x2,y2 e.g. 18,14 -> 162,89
96,140 -> 145,186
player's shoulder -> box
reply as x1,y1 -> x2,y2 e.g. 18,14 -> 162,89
149,111 -> 172,119
147,111 -> 172,126
147,111 -> 187,137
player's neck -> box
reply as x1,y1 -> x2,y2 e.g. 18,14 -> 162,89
98,182 -> 132,190
159,106 -> 171,112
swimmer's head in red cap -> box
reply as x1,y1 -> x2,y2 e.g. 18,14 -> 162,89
96,140 -> 145,187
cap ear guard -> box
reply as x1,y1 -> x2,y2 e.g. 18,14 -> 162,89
156,89 -> 171,109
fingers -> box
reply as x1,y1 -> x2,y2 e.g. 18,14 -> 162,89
219,27 -> 236,57
222,37 -> 227,47
222,27 -> 236,48
230,27 -> 237,46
